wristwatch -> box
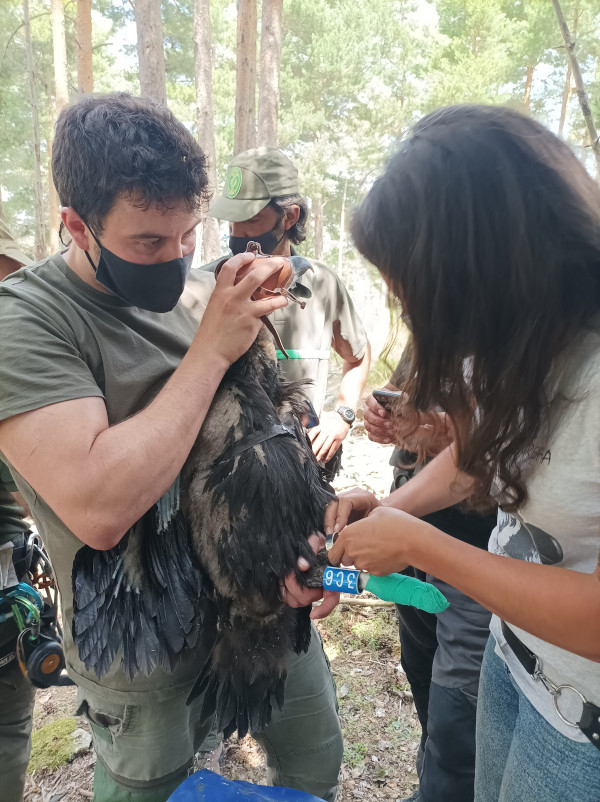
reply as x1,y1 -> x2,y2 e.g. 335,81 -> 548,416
336,405 -> 355,426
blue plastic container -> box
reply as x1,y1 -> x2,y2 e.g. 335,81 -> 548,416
167,770 -> 326,801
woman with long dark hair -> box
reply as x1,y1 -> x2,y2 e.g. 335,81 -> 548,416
327,105 -> 600,801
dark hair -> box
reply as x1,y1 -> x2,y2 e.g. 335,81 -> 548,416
52,93 -> 210,234
269,194 -> 309,244
352,104 -> 600,510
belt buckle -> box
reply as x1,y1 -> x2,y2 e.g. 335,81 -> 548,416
534,660 -> 585,729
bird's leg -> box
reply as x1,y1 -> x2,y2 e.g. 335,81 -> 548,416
300,547 -> 329,589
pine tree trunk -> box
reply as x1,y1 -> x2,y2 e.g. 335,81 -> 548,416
258,0 -> 282,147
134,0 -> 167,104
523,64 -> 534,110
52,0 -> 69,109
47,105 -> 60,253
234,0 -> 257,155
313,194 -> 323,261
552,0 -> 600,175
558,61 -> 572,137
50,0 -> 69,252
193,0 -> 221,261
24,0 -> 47,260
76,0 -> 93,93
337,180 -> 347,281
558,6 -> 578,138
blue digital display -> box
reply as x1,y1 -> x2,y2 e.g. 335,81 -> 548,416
322,567 -> 362,594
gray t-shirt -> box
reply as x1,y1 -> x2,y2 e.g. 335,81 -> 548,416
0,254 -> 216,698
489,324 -> 600,740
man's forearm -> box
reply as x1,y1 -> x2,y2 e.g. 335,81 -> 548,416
83,344 -> 230,544
336,342 -> 371,410
1,343 -> 230,550
381,444 -> 474,517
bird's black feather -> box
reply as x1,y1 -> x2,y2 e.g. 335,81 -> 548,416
71,330 -> 333,736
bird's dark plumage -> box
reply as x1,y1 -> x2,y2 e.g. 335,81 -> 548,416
72,330 -> 333,736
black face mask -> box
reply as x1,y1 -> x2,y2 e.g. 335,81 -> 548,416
228,225 -> 285,256
84,229 -> 193,313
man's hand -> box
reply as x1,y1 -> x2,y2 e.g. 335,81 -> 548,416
307,411 -> 351,462
281,533 -> 339,620
328,506 -> 423,576
323,488 -> 381,536
195,251 -> 290,366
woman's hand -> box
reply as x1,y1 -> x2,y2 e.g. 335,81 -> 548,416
364,394 -> 394,444
324,488 -> 381,535
328,506 -> 427,576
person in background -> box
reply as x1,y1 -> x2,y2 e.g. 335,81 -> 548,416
202,147 -> 370,480
328,105 -> 600,802
0,219 -> 32,280
0,220 -> 35,802
366,340 -> 496,802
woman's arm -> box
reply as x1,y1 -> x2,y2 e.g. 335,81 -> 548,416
325,443 -> 474,534
329,507 -> 600,662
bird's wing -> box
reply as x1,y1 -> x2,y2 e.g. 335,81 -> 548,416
71,480 -> 215,680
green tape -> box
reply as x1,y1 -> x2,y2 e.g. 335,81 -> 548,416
365,573 -> 449,613
275,349 -> 330,360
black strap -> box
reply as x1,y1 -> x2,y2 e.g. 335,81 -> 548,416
501,620 -> 537,675
579,700 -> 600,748
215,424 -> 295,465
501,621 -> 600,751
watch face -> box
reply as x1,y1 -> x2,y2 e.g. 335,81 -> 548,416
337,406 -> 355,423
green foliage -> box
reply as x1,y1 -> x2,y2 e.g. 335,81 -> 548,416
29,717 -> 78,773
344,741 -> 367,767
1,0 -> 599,262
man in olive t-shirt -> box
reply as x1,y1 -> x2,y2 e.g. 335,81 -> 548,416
0,95 -> 342,802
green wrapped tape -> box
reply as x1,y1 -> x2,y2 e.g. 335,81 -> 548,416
365,573 -> 449,613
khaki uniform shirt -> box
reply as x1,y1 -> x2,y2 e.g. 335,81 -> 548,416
202,255 -> 368,414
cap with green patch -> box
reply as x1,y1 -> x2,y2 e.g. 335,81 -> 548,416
0,218 -> 32,267
209,147 -> 299,222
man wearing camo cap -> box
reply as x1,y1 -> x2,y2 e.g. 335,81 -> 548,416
0,218 -> 32,280
203,147 -> 371,480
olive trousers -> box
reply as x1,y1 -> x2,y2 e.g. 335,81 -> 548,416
0,658 -> 35,802
77,626 -> 342,802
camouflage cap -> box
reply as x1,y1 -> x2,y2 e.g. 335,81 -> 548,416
0,218 -> 32,267
209,147 -> 299,222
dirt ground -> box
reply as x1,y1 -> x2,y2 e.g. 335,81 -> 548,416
23,425 -> 421,802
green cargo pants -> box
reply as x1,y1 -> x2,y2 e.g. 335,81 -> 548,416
78,625 -> 342,802
0,658 -> 35,802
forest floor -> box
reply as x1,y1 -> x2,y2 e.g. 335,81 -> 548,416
23,425 -> 422,802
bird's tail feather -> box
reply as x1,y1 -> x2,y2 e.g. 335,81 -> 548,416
187,605 -> 310,738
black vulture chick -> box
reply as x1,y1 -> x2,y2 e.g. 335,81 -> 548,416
72,328 -> 333,738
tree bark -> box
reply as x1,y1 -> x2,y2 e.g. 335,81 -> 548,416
24,0 -> 47,260
134,0 -> 167,105
337,180 -> 347,281
76,0 -> 93,94
523,64 -> 534,110
313,194 -> 323,261
48,110 -> 60,253
258,0 -> 282,147
193,0 -> 221,261
558,6 -> 578,139
50,0 -> 69,252
51,0 -> 69,109
552,0 -> 600,175
234,0 -> 257,155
